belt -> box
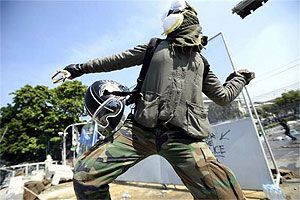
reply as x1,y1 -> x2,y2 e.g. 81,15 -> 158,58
127,113 -> 183,132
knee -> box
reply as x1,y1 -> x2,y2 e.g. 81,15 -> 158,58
73,179 -> 111,200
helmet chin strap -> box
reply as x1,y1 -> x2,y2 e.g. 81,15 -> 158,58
103,89 -> 133,97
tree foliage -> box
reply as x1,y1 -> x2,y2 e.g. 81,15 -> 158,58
275,90 -> 300,106
259,90 -> 300,118
0,81 -> 87,165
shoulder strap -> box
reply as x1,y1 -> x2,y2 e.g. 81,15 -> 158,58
200,54 -> 210,84
135,38 -> 163,90
118,38 -> 162,105
104,38 -> 163,98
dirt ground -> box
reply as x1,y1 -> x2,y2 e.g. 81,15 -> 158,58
39,180 -> 270,200
39,178 -> 300,200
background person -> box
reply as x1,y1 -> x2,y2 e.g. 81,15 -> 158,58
279,119 -> 297,141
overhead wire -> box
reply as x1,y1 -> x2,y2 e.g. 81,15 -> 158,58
252,82 -> 300,101
251,62 -> 299,85
254,58 -> 299,79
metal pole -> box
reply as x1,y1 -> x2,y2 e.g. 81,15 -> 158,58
63,131 -> 66,165
72,125 -> 77,164
208,33 -> 253,118
71,124 -> 75,165
219,33 -> 254,118
25,165 -> 29,176
219,32 -> 280,181
207,32 -> 222,43
244,87 -> 281,183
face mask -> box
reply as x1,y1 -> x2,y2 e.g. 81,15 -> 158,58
162,13 -> 184,35
161,0 -> 187,35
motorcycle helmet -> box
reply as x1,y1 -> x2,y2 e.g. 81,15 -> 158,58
84,80 -> 129,133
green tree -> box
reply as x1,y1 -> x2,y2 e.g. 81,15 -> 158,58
275,90 -> 300,106
0,81 -> 87,165
259,90 -> 300,119
275,90 -> 300,117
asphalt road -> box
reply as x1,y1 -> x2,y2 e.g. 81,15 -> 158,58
262,122 -> 300,200
263,123 -> 300,176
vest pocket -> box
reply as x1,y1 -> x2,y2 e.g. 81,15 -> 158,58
134,96 -> 159,128
186,101 -> 211,138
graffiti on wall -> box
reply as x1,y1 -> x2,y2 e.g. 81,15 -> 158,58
206,129 -> 231,158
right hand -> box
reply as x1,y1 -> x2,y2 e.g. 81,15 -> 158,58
51,63 -> 83,84
51,70 -> 71,84
63,64 -> 84,79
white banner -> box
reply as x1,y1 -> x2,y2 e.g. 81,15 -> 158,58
206,118 -> 274,189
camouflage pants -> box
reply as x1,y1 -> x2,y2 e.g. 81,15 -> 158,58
73,119 -> 245,200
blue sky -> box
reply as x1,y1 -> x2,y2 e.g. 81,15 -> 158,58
1,0 -> 299,107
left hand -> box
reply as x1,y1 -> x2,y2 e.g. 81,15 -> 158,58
237,69 -> 255,85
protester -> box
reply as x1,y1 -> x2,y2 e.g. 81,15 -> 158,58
279,119 -> 297,141
60,1 -> 255,199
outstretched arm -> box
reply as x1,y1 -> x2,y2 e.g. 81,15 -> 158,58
64,44 -> 148,79
202,69 -> 254,106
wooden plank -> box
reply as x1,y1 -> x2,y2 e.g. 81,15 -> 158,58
243,190 -> 266,199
